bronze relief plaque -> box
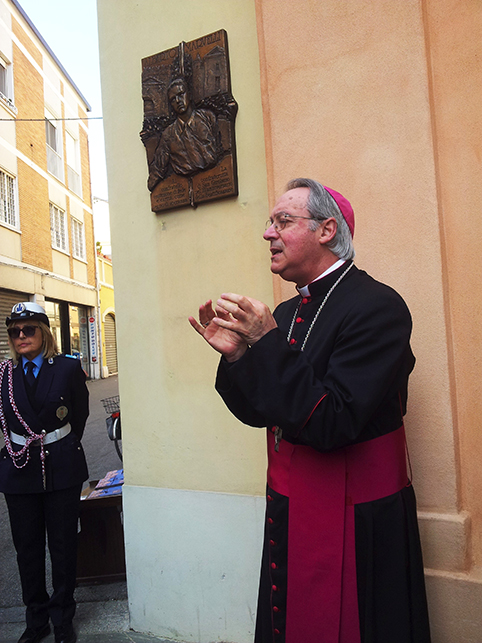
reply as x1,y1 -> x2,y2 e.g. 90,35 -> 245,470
140,30 -> 238,212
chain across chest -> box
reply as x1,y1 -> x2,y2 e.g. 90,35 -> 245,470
286,262 -> 354,351
0,360 -> 48,488
273,262 -> 354,452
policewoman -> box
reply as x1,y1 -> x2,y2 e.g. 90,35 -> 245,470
0,302 -> 89,643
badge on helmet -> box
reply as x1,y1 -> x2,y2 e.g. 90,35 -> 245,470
5,302 -> 50,327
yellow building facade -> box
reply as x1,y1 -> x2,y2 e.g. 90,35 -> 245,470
0,0 -> 99,377
98,1 -> 482,641
97,252 -> 117,377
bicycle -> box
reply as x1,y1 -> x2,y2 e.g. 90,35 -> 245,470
101,395 -> 122,462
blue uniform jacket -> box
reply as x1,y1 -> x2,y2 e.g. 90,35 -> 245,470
0,355 -> 89,494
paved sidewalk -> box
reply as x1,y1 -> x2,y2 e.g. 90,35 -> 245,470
2,624 -> 176,642
1,590 -> 183,641
1,598 -> 179,641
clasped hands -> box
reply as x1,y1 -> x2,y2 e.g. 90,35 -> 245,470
189,293 -> 277,363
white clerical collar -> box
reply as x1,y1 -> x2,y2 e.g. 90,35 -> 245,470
297,259 -> 346,297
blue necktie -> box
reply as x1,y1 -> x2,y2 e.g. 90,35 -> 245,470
25,361 -> 36,387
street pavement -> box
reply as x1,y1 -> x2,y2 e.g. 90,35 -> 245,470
0,375 -> 177,642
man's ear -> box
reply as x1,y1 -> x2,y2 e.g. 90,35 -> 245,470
318,218 -> 337,245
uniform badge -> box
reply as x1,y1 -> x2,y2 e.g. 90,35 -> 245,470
56,406 -> 68,420
13,303 -> 26,313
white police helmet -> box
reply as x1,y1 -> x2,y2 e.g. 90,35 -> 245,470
6,302 -> 50,327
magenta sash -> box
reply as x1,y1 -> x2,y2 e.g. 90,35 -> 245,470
267,426 -> 408,643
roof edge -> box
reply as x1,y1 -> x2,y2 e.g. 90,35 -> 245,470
11,0 -> 92,112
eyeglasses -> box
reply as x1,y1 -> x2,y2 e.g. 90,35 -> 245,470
8,325 -> 39,339
265,213 -> 313,232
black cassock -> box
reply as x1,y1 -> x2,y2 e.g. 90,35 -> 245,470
216,262 -> 431,643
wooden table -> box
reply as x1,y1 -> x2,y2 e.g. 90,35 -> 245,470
76,480 -> 126,584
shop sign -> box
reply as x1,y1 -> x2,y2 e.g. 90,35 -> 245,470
89,316 -> 98,363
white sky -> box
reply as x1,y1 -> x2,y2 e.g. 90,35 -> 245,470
17,0 -> 108,202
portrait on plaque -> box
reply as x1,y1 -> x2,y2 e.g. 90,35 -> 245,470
140,30 -> 238,212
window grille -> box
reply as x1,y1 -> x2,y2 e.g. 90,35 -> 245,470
71,217 -> 85,260
50,203 -> 67,252
0,170 -> 16,227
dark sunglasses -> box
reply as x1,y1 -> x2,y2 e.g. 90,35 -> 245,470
7,325 -> 39,339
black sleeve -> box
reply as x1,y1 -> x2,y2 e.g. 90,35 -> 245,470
216,292 -> 414,452
69,360 -> 89,439
216,357 -> 267,428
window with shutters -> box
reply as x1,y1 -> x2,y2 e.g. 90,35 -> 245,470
50,203 -> 68,252
66,132 -> 82,196
0,62 -> 7,98
0,57 -> 15,112
0,289 -> 29,361
0,169 -> 16,227
45,114 -> 64,181
71,217 -> 85,260
46,117 -> 58,152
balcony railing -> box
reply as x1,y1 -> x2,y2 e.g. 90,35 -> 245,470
47,146 -> 64,182
68,166 -> 82,196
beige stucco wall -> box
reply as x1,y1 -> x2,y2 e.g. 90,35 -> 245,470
256,0 -> 456,505
98,0 -> 482,640
255,0 -> 482,551
254,0 -> 482,638
423,0 -> 482,565
98,0 -> 271,494
0,259 -> 96,306
98,3 -> 273,638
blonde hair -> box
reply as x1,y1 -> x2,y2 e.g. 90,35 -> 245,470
7,320 -> 58,364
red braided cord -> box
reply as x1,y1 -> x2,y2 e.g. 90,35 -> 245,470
0,360 -> 46,483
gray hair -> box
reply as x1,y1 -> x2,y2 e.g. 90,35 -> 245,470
286,178 -> 355,261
